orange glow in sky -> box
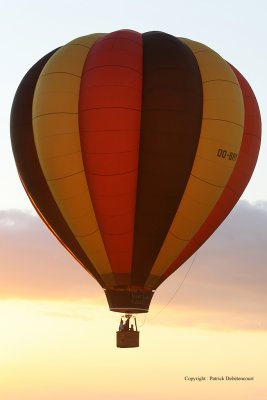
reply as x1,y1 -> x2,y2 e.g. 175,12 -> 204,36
0,299 -> 266,400
0,202 -> 266,398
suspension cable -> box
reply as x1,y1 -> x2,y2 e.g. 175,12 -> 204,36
139,252 -> 198,327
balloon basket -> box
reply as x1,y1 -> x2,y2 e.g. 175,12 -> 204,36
116,314 -> 139,348
116,330 -> 140,348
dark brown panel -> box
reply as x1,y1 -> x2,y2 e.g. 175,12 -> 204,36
154,62 -> 262,288
10,50 -> 105,287
132,32 -> 203,285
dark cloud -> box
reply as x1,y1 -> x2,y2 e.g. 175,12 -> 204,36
0,201 -> 266,330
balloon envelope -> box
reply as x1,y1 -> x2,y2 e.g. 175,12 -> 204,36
10,30 -> 261,313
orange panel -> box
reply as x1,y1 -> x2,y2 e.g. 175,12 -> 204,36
79,30 -> 142,283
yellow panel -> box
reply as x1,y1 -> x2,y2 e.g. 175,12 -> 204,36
145,38 -> 244,287
39,34 -> 105,75
36,133 -> 81,160
48,172 -> 88,201
182,175 -> 222,206
201,119 -> 243,144
78,231 -> 113,267
33,113 -> 77,136
171,190 -> 218,232
41,34 -> 105,74
33,74 -> 80,116
32,34 -> 115,286
48,174 -> 98,236
146,233 -> 188,288
196,136 -> 239,164
193,50 -> 238,83
67,33 -> 106,47
203,81 -> 243,124
179,38 -> 204,53
32,114 -> 79,158
35,149 -> 83,180
33,116 -> 82,181
192,156 -> 234,187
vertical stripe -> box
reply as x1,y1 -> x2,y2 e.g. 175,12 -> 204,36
146,39 -> 245,288
32,34 -> 116,286
157,64 -> 261,286
79,30 -> 143,286
132,32 -> 203,285
10,49 -> 105,287
11,31 -> 260,304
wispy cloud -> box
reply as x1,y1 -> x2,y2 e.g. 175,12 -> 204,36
0,209 -> 101,300
0,201 -> 266,330
152,200 -> 267,330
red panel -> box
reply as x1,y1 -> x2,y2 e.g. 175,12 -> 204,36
79,30 -> 142,282
158,64 -> 261,286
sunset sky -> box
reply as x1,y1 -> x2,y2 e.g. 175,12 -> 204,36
1,1 -> 267,399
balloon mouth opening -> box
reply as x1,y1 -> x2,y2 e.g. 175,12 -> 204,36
104,289 -> 154,314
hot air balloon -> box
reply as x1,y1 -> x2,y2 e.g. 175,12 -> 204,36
10,30 -> 261,348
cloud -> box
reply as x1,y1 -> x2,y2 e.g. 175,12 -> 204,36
0,201 -> 266,330
152,200 -> 267,330
0,209 -> 101,300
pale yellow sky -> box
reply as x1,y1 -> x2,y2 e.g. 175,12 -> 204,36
0,203 -> 266,399
0,299 -> 266,400
0,208 -> 267,400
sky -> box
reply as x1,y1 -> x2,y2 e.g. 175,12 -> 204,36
0,1 -> 266,399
